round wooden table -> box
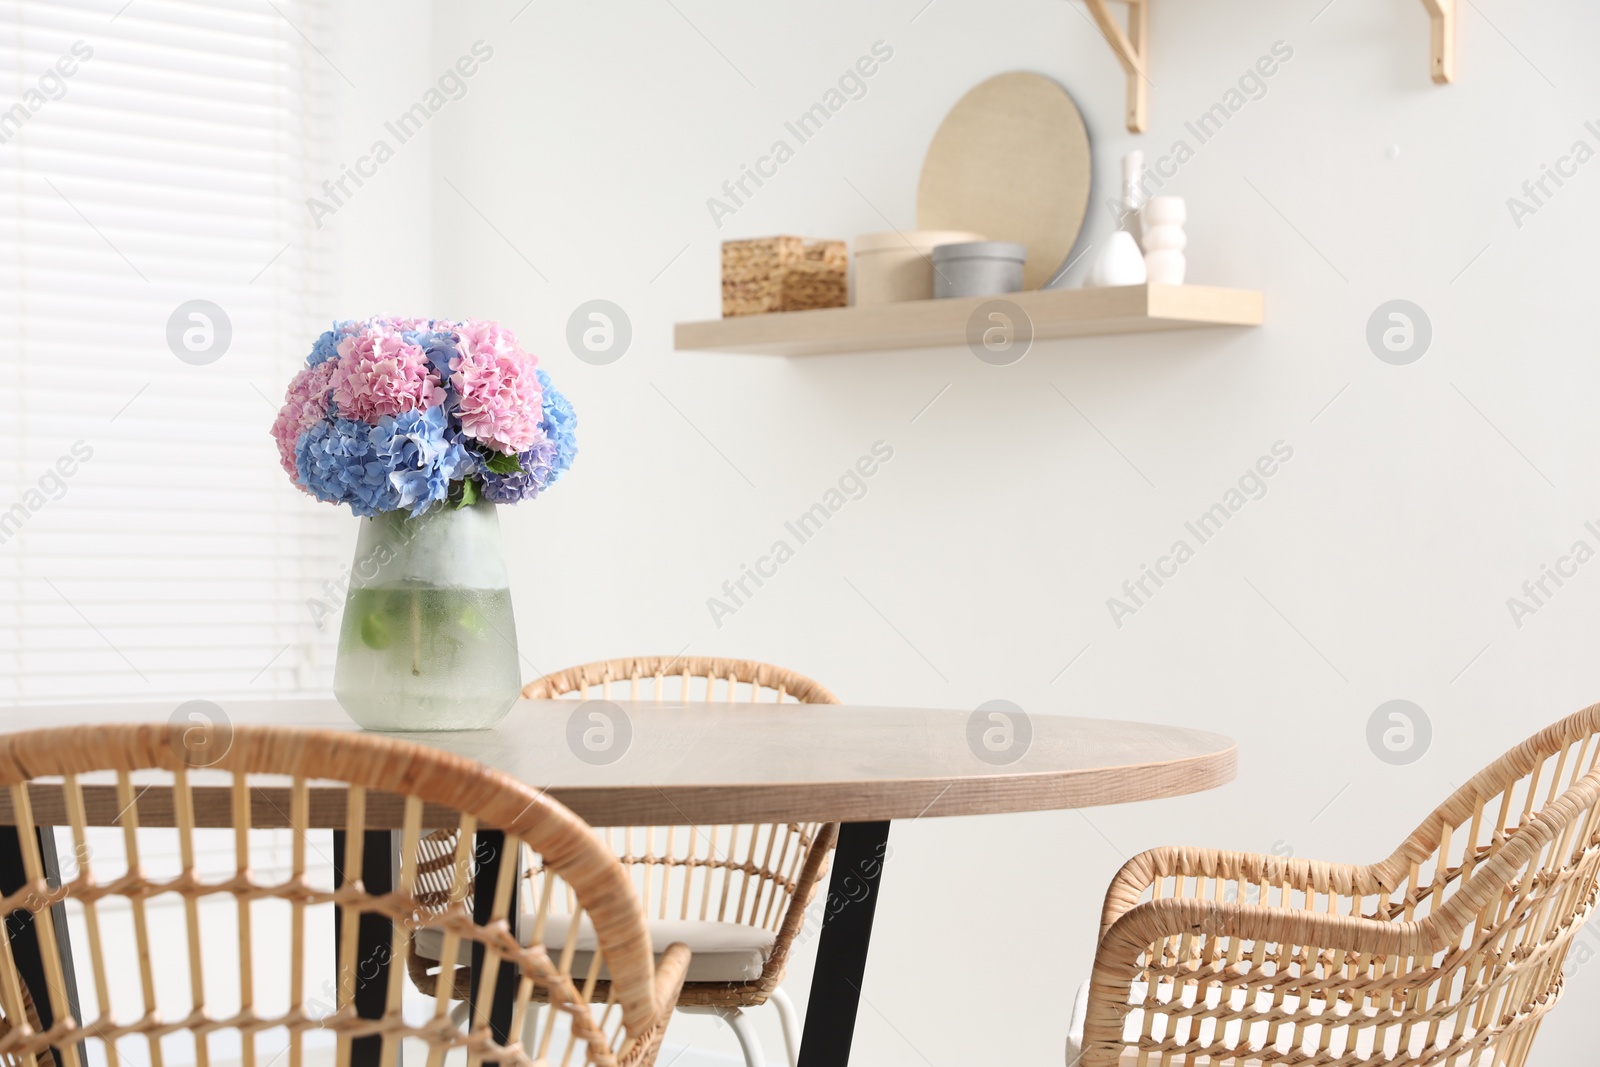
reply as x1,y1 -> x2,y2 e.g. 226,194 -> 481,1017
0,699 -> 1236,1067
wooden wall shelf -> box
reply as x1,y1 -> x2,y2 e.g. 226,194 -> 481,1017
674,284 -> 1263,357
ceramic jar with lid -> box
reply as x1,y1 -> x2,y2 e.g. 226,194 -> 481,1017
853,229 -> 984,305
930,240 -> 1027,299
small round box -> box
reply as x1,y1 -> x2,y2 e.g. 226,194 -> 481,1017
853,230 -> 984,305
930,241 -> 1028,299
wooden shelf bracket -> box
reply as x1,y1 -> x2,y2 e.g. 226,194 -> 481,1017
1420,0 -> 1455,83
1079,1 -> 1451,133
1083,0 -> 1148,133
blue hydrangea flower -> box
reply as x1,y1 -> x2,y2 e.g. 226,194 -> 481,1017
306,320 -> 356,366
378,407 -> 475,514
296,417 -> 398,514
479,371 -> 577,504
296,407 -> 472,517
403,328 -> 461,380
537,368 -> 577,482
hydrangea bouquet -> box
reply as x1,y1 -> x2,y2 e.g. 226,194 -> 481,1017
272,317 -> 575,514
274,317 -> 573,732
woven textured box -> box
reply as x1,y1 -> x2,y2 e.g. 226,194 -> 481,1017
721,236 -> 847,317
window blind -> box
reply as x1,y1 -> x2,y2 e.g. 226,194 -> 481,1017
0,0 -> 345,704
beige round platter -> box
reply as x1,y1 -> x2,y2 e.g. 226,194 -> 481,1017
916,71 -> 1094,291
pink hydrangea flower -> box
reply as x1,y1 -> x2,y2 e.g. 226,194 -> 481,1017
450,319 -> 543,454
270,360 -> 337,483
329,327 -> 446,423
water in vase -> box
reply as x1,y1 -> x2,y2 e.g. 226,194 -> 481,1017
335,585 -> 521,731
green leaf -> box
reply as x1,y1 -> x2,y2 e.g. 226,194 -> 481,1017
359,611 -> 391,650
484,452 -> 523,475
453,478 -> 479,509
458,604 -> 487,637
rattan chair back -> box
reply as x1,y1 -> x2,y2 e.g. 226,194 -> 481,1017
0,723 -> 687,1067
1081,705 -> 1600,1067
410,657 -> 839,1011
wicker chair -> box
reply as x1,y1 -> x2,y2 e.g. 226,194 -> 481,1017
409,656 -> 840,1067
1066,704 -> 1600,1067
0,722 -> 689,1067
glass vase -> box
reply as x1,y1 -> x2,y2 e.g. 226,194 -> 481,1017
334,501 -> 521,731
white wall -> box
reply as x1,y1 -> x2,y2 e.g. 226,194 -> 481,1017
324,0 -> 436,314
332,1 -> 1600,1062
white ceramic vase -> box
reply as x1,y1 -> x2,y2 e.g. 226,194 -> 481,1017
1142,196 -> 1187,285
1083,230 -> 1147,287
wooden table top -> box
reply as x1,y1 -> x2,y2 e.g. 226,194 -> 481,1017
0,699 -> 1236,826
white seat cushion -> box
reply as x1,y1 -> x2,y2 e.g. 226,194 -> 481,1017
414,914 -> 775,984
1065,978 -> 1491,1066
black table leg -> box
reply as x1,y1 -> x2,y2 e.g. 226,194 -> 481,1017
333,830 -> 399,1067
798,820 -> 891,1067
467,830 -> 520,1048
0,826 -> 84,1067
